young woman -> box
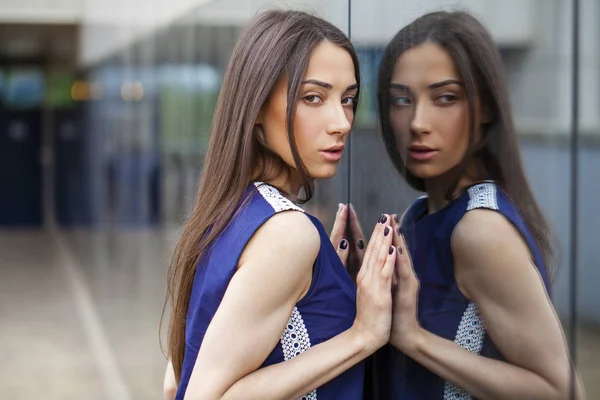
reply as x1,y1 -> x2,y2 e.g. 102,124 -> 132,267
162,10 -> 397,400
376,11 -> 585,399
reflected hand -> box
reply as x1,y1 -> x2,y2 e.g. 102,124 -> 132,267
348,204 -> 367,267
389,217 -> 423,353
330,203 -> 366,269
330,203 -> 350,267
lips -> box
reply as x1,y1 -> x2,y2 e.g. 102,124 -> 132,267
407,144 -> 438,161
323,144 -> 345,152
320,144 -> 345,162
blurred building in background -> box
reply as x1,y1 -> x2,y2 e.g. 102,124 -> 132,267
1,0 -> 598,399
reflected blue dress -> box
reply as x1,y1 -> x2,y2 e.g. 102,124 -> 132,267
374,181 -> 552,399
176,182 -> 365,400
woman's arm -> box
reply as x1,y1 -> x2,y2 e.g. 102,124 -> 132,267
185,211 -> 396,400
390,210 -> 585,400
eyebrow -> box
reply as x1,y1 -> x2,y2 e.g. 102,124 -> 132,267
302,79 -> 358,91
390,79 -> 463,91
429,79 -> 463,89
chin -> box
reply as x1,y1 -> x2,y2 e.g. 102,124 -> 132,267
309,166 -> 339,180
406,164 -> 443,180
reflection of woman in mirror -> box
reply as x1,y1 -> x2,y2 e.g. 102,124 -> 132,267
162,10 -> 396,400
376,11 -> 585,399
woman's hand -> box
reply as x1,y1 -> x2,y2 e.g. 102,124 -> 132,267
351,214 -> 396,353
330,204 -> 366,269
389,217 -> 424,353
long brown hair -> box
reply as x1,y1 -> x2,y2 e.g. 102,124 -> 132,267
377,11 -> 555,276
162,10 -> 360,381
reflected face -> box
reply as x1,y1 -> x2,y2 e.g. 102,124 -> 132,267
389,42 -> 477,181
259,40 -> 358,181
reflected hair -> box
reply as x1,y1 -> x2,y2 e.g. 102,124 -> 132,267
162,9 -> 360,381
377,11 -> 555,277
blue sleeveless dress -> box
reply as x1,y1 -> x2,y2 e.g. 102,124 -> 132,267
176,182 -> 364,400
374,181 -> 552,399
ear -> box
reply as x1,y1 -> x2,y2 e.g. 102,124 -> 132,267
254,112 -> 266,142
255,125 -> 266,143
255,107 -> 264,125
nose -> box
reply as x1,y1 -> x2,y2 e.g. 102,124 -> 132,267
409,101 -> 432,135
326,103 -> 352,136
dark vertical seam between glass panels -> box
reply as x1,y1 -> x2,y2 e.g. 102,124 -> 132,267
569,0 -> 580,398
347,0 -> 352,204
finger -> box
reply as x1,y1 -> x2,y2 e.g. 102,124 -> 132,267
355,237 -> 366,252
390,213 -> 399,230
355,238 -> 366,268
357,215 -> 385,282
390,213 -> 403,249
329,203 -> 348,248
392,241 -> 399,288
365,213 -> 388,264
395,233 -> 415,282
395,249 -> 409,283
368,214 -> 392,280
349,204 -> 367,265
381,244 -> 396,284
349,204 -> 366,241
395,240 -> 420,307
394,249 -> 403,286
336,239 -> 349,269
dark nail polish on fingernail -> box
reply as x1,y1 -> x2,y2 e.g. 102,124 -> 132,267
396,227 -> 401,236
357,239 -> 365,250
398,246 -> 403,255
389,246 -> 394,255
384,226 -> 390,236
381,215 -> 388,223
340,239 -> 348,250
394,215 -> 399,223
377,214 -> 383,223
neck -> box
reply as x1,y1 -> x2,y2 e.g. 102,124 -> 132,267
252,159 -> 303,196
266,171 -> 302,196
424,163 -> 483,214
424,181 -> 450,214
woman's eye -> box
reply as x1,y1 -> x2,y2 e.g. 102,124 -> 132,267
392,96 -> 411,106
438,94 -> 457,104
342,96 -> 356,106
304,95 -> 322,104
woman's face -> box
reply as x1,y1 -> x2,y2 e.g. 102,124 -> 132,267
259,40 -> 358,182
388,42 -> 481,181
